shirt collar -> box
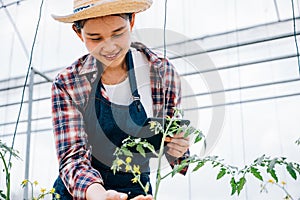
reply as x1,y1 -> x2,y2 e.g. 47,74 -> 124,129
78,54 -> 98,76
142,47 -> 166,70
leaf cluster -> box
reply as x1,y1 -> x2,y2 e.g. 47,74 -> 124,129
0,140 -> 21,200
111,108 -> 300,199
111,137 -> 157,174
171,154 -> 300,197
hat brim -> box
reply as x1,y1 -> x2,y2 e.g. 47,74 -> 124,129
52,0 -> 152,23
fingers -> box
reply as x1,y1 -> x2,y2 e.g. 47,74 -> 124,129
166,132 -> 190,158
165,132 -> 190,142
105,190 -> 128,200
166,143 -> 188,158
119,193 -> 128,200
167,133 -> 190,148
131,194 -> 154,200
172,131 -> 186,138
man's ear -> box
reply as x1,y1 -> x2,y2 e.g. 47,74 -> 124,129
130,13 -> 135,31
72,24 -> 84,42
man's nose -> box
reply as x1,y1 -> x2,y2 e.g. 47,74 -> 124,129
102,38 -> 116,52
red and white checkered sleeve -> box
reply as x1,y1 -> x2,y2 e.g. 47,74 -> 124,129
163,59 -> 190,175
51,75 -> 103,200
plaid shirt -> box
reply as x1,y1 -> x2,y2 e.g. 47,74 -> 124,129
51,42 -> 189,199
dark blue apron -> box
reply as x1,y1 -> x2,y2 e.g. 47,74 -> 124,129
53,51 -> 153,199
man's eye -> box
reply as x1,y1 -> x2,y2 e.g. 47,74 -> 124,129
113,32 -> 124,38
90,38 -> 102,41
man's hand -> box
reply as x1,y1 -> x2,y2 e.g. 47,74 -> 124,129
86,183 -> 154,200
131,194 -> 153,200
86,183 -> 128,200
166,132 -> 190,158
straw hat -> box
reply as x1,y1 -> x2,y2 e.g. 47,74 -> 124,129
52,0 -> 153,23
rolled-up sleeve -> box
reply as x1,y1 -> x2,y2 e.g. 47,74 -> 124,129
52,76 -> 103,200
162,59 -> 190,175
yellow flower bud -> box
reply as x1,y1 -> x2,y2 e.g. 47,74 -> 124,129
55,193 -> 61,199
117,159 -> 123,166
21,179 -> 28,186
126,157 -> 132,164
50,188 -> 56,194
149,121 -> 156,129
133,165 -> 141,175
40,188 -> 46,193
125,165 -> 131,172
268,179 -> 275,183
131,177 -> 138,183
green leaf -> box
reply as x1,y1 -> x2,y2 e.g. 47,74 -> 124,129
171,165 -> 181,177
268,158 -> 278,170
136,144 -> 146,157
254,154 -> 266,166
216,168 -> 226,180
183,128 -> 191,138
194,133 -> 204,143
122,148 -> 133,157
295,138 -> 300,145
0,190 -> 7,199
267,168 -> 278,182
281,157 -> 287,161
237,177 -> 246,195
176,127 -> 184,134
146,143 -> 156,154
127,142 -> 136,147
286,163 -> 297,180
111,165 -> 117,174
250,167 -> 263,181
193,161 -> 205,172
212,162 -> 220,168
168,132 -> 174,137
172,164 -> 188,177
230,177 -> 237,195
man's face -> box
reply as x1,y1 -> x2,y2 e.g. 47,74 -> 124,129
76,15 -> 134,68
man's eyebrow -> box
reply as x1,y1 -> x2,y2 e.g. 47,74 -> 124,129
112,25 -> 127,33
86,25 -> 127,36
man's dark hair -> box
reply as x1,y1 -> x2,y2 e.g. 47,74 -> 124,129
74,13 -> 133,31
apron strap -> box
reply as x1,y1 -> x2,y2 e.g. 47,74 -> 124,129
95,50 -> 142,111
126,50 -> 142,112
94,60 -> 110,101
126,50 -> 140,99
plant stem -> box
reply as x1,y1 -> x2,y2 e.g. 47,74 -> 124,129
130,170 -> 148,195
154,118 -> 174,200
274,183 -> 294,200
161,161 -> 191,180
154,171 -> 161,200
6,173 -> 10,200
154,144 -> 164,199
31,182 -> 34,200
0,152 -> 10,200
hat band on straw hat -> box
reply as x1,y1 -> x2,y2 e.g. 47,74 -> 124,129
73,0 -> 113,14
74,4 -> 94,13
